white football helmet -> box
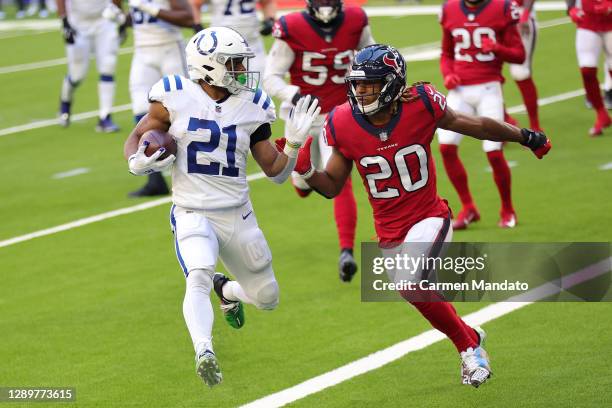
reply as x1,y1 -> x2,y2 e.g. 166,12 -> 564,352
185,27 -> 259,94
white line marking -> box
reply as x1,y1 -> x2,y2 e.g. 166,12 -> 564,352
52,167 -> 90,179
485,161 -> 518,173
0,47 -> 133,75
507,88 -> 586,114
241,257 -> 612,408
599,162 -> 612,171
0,172 -> 266,248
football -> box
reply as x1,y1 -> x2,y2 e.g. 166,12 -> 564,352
139,129 -> 177,160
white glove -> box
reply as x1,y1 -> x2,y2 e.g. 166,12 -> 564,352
102,3 -> 126,25
129,0 -> 161,17
284,95 -> 321,158
128,142 -> 175,176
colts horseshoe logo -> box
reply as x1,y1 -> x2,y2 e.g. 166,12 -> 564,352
196,31 -> 218,55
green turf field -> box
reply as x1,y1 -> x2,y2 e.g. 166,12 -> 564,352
1,5 -> 612,408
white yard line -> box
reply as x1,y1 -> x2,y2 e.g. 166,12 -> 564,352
0,172 -> 266,249
241,257 -> 612,408
599,162 -> 612,171
52,167 -> 90,179
0,87 -> 592,247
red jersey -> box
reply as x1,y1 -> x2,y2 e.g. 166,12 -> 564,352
272,7 -> 368,113
575,0 -> 612,32
324,84 -> 450,245
440,0 -> 525,85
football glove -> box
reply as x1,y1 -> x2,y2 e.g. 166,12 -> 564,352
102,3 -> 126,25
128,142 -> 176,175
444,74 -> 461,90
520,128 -> 552,159
193,23 -> 204,33
291,91 -> 319,107
480,37 -> 497,54
568,7 -> 584,24
119,21 -> 129,45
129,0 -> 161,17
260,17 -> 274,36
284,95 -> 321,158
62,17 -> 76,44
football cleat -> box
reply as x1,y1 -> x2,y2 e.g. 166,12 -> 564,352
95,115 -> 120,133
59,112 -> 70,128
195,350 -> 223,387
474,326 -> 487,347
453,206 -> 480,230
589,110 -> 611,136
338,249 -> 358,282
213,273 -> 245,329
461,346 -> 492,388
498,211 -> 517,228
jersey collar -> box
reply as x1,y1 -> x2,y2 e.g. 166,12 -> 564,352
350,103 -> 403,141
301,11 -> 345,43
460,0 -> 492,19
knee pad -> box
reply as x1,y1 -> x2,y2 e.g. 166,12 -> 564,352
186,268 -> 213,295
510,64 -> 531,81
240,228 -> 272,273
254,280 -> 279,310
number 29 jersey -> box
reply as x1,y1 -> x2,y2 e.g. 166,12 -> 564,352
272,7 -> 369,113
149,75 -> 276,210
324,84 -> 450,245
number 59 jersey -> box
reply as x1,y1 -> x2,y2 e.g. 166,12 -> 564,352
324,84 -> 450,245
149,75 -> 276,210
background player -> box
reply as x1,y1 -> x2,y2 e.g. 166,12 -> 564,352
188,0 -> 276,74
438,0 -> 526,230
126,0 -> 195,197
123,27 -> 320,387
263,0 -> 374,282
284,44 -> 551,388
507,0 -> 543,131
57,0 -> 124,132
568,0 -> 612,136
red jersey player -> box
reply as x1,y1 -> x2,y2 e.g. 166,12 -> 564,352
262,0 -> 374,281
568,0 -> 612,135
438,0 -> 526,230
280,44 -> 550,387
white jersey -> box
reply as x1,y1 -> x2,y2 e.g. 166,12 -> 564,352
149,75 -> 276,210
66,0 -> 109,20
210,0 -> 260,44
130,0 -> 183,47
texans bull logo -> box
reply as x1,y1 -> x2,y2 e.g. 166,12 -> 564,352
383,52 -> 403,77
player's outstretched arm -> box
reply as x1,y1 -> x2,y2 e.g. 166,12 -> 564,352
262,39 -> 300,103
438,106 -> 551,159
123,102 -> 171,160
251,130 -> 296,184
302,145 -> 353,199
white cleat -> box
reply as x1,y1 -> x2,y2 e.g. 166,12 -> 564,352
461,346 -> 492,388
196,350 -> 222,387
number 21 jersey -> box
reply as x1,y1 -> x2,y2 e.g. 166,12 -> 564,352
324,84 -> 450,245
149,75 -> 276,210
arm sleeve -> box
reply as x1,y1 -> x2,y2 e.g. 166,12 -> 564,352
357,25 -> 375,48
250,123 -> 272,147
495,24 -> 526,64
440,28 -> 456,78
262,39 -> 300,104
416,84 -> 447,122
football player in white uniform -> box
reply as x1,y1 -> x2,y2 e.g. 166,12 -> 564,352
126,0 -> 194,197
188,0 -> 276,74
123,27 -> 320,387
57,0 -> 124,132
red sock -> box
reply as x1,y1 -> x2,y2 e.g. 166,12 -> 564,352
440,144 -> 473,208
410,301 -> 478,353
333,177 -> 357,250
516,78 -> 541,130
486,150 -> 514,214
581,67 -> 605,113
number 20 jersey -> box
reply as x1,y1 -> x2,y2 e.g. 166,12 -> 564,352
149,75 -> 276,210
272,7 -> 369,113
440,0 -> 521,85
324,84 -> 450,245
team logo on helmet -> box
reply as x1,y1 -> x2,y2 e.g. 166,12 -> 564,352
382,51 -> 403,77
196,31 -> 218,55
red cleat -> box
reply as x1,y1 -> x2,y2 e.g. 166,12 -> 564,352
498,211 -> 517,228
453,206 -> 480,230
590,111 -> 611,136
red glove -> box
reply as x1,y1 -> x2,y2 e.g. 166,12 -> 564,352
274,137 -> 315,177
480,37 -> 497,54
569,7 -> 584,24
443,73 -> 461,90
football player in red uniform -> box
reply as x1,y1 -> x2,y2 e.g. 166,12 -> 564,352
263,0 -> 375,282
439,0 -> 526,230
568,0 -> 612,135
507,0 -> 543,132
279,44 -> 550,387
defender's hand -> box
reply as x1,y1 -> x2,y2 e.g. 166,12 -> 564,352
521,128 -> 552,159
128,142 -> 176,175
569,7 -> 584,24
62,17 -> 76,44
102,3 -> 126,24
480,37 -> 497,54
260,17 -> 274,36
129,0 -> 161,17
294,137 -> 315,179
284,95 -> 321,158
443,74 -> 461,90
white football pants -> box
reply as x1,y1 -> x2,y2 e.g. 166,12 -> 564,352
576,28 -> 612,68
